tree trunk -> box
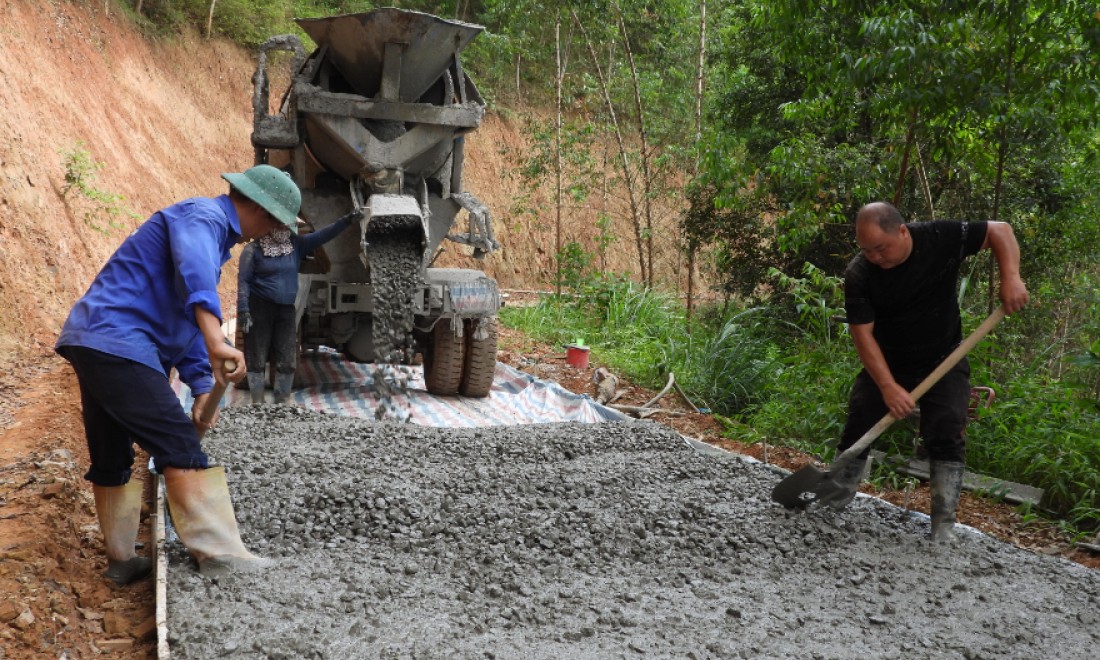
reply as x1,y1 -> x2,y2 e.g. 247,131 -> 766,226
135,0 -> 144,16
572,9 -> 646,284
206,0 -> 217,40
989,8 -> 1018,315
892,108 -> 918,206
515,54 -> 522,103
915,141 -> 934,219
554,16 -> 564,296
614,3 -> 654,288
687,0 -> 706,323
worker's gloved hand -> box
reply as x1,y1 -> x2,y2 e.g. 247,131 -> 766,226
340,208 -> 365,224
239,311 -> 252,334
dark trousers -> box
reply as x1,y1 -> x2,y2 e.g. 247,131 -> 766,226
839,359 -> 970,463
244,296 -> 297,376
57,346 -> 208,486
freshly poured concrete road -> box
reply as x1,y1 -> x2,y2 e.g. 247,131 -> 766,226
167,407 -> 1100,658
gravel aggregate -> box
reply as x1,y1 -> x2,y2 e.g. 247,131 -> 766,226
166,406 -> 1100,658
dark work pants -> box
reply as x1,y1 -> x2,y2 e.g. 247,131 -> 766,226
57,346 -> 208,486
244,296 -> 297,376
839,359 -> 970,464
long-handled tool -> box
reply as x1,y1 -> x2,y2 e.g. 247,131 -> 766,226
770,306 -> 1006,509
197,360 -> 236,440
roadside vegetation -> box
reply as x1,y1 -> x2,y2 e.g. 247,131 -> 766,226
60,142 -> 140,234
110,1 -> 1099,535
502,267 -> 1100,538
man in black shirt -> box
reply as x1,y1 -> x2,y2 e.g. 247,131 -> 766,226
821,202 -> 1029,541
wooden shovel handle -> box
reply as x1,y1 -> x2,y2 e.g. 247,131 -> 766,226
198,359 -> 237,434
830,306 -> 1006,471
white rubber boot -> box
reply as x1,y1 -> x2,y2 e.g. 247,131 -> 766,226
930,461 -> 965,542
164,466 -> 273,577
92,480 -> 152,586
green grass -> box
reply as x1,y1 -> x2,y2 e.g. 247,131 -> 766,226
964,376 -> 1100,535
500,280 -> 785,413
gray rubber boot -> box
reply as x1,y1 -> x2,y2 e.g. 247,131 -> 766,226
930,460 -> 965,542
816,454 -> 869,511
273,372 -> 295,405
92,480 -> 152,586
164,466 -> 274,578
247,372 -> 266,405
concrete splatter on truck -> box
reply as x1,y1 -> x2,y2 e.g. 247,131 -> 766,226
250,8 -> 500,397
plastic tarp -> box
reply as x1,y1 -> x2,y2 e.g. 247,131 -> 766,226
172,348 -> 624,427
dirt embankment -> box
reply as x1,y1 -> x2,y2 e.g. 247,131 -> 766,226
0,2 -> 252,364
0,1 -> 676,374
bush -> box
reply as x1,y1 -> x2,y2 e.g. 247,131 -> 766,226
965,375 -> 1100,533
661,307 -> 781,415
739,341 -> 856,455
60,143 -> 138,234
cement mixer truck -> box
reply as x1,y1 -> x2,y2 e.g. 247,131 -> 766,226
249,8 -> 500,397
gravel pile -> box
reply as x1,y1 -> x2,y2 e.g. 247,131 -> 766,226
166,406 -> 1100,658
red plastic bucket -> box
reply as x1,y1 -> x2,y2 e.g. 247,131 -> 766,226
565,345 -> 590,369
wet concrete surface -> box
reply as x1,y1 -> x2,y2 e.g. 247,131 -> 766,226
166,407 -> 1100,658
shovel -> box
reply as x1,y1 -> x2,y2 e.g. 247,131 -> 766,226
770,306 -> 1006,509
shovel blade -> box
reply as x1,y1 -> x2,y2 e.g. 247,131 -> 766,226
772,466 -> 858,509
771,465 -> 828,508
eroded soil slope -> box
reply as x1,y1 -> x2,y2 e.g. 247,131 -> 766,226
0,2 -> 649,369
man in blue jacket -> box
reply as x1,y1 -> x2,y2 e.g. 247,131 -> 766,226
56,164 -> 299,582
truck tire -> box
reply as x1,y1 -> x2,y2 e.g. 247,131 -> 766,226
460,317 -> 498,398
423,321 -> 465,396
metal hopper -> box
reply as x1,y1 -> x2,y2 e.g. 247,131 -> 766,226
296,9 -> 483,102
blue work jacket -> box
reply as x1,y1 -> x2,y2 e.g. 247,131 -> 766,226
56,195 -> 242,396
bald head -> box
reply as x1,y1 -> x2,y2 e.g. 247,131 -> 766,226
856,202 -> 905,233
855,202 -> 911,269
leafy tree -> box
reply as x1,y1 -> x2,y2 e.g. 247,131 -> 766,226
694,0 -> 1100,299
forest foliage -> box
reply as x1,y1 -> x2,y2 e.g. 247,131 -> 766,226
120,0 -> 1100,287
115,0 -> 1100,531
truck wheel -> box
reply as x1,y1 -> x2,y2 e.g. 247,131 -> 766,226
460,317 -> 498,398
423,321 -> 465,396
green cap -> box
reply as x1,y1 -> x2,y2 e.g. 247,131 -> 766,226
222,164 -> 301,234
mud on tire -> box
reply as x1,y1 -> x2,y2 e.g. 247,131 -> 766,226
460,316 -> 498,398
423,320 -> 465,396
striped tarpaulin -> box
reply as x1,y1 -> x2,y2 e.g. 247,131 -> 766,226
172,348 -> 623,427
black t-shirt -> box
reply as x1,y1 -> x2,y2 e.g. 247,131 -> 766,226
844,221 -> 987,373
